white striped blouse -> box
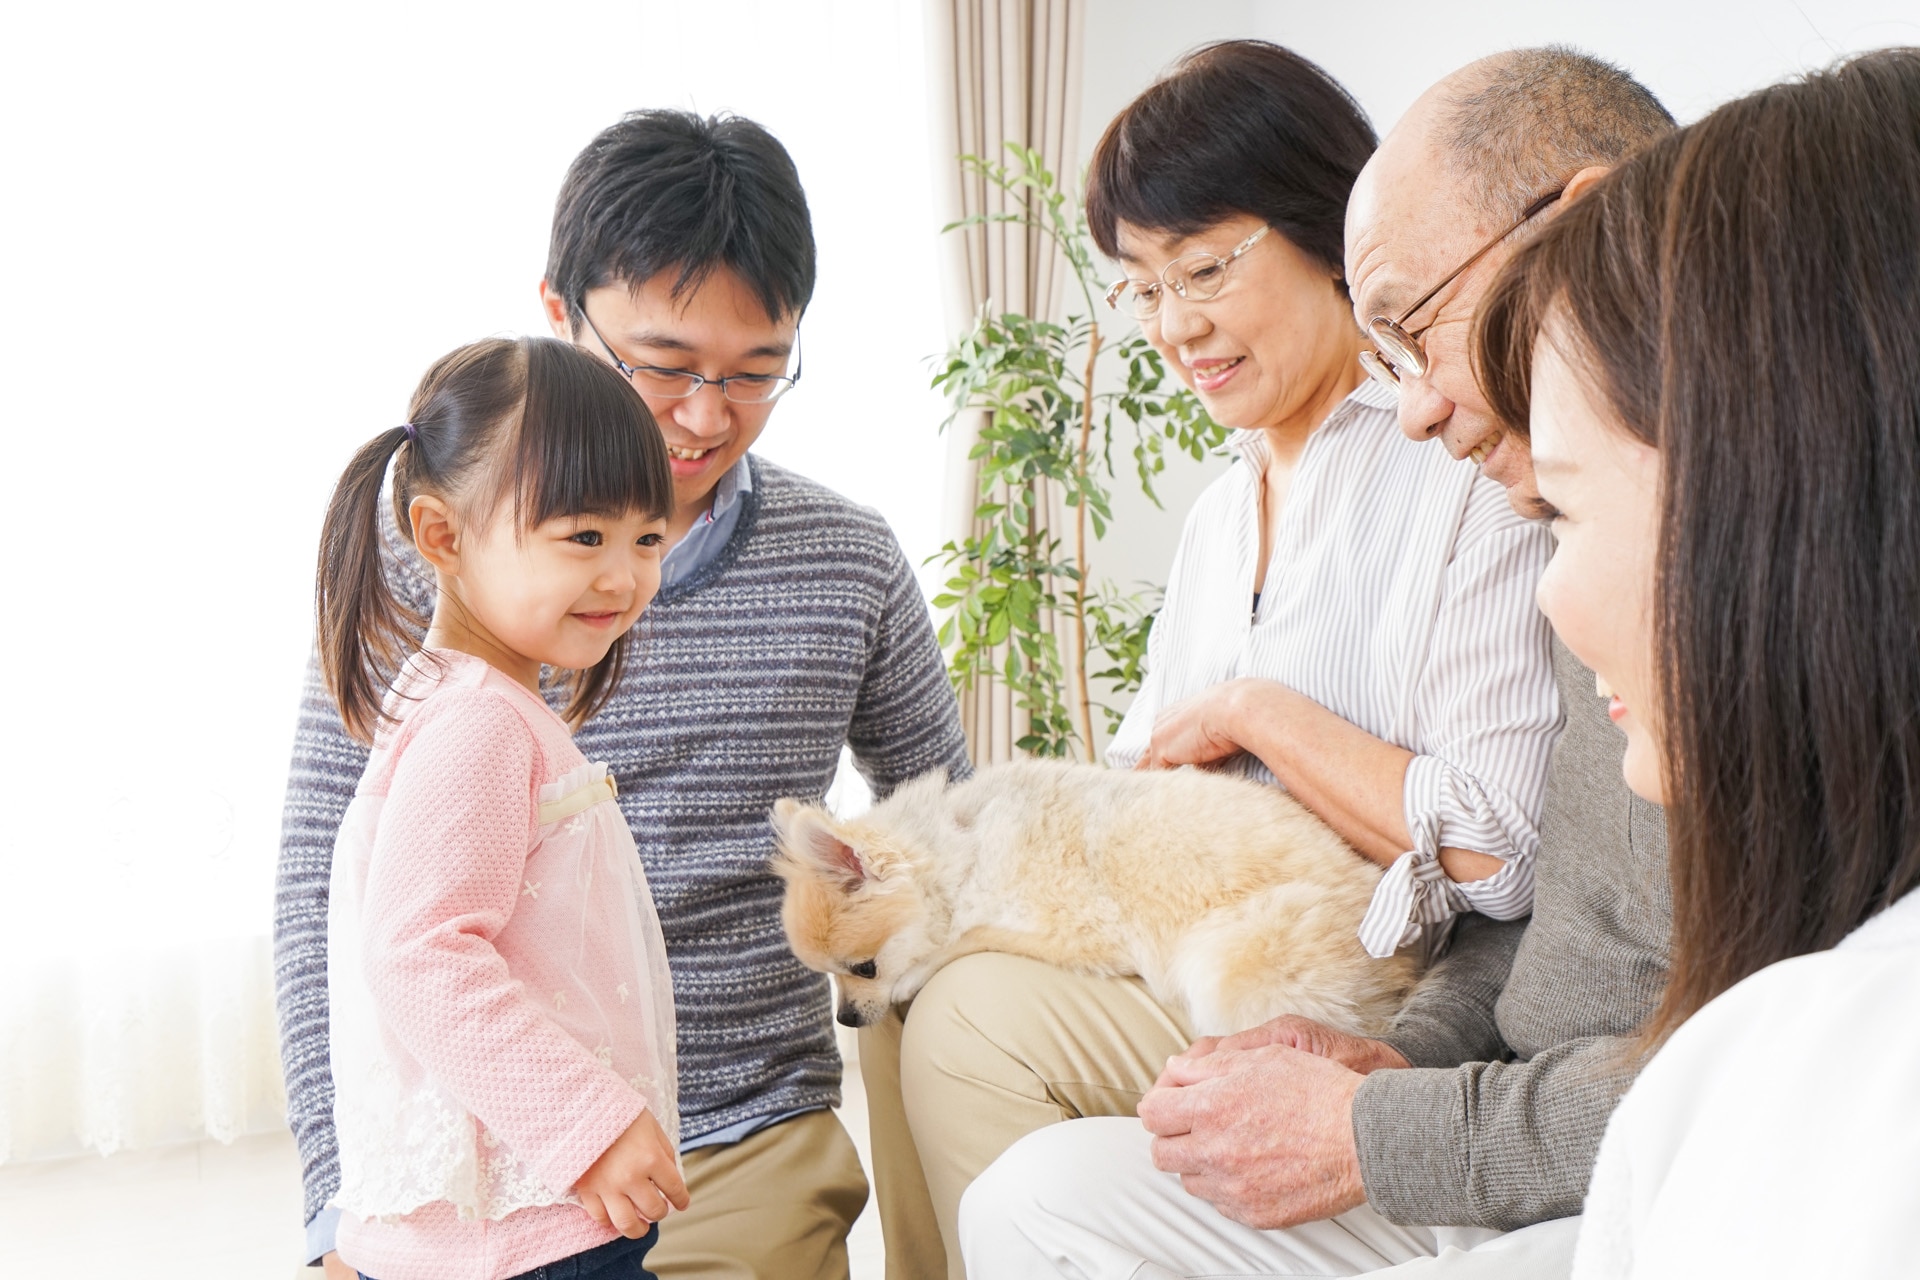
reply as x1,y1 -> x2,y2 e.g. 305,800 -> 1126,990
1107,379 -> 1561,958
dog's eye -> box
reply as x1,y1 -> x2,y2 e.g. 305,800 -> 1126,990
848,960 -> 878,980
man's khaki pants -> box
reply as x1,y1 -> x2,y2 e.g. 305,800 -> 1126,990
651,1108 -> 869,1280
858,953 -> 1194,1280
859,953 -> 1563,1280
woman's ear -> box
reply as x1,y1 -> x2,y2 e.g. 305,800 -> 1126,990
409,494 -> 461,575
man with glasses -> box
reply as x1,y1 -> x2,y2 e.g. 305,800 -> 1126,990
960,48 -> 1675,1279
276,109 -> 970,1279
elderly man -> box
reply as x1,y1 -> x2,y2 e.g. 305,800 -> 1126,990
956,48 -> 1675,1278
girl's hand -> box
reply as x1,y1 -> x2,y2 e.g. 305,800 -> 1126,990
575,1109 -> 690,1238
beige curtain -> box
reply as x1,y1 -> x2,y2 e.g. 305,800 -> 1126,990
925,0 -> 1089,765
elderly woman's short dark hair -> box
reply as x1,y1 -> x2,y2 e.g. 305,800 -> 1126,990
1085,40 -> 1375,280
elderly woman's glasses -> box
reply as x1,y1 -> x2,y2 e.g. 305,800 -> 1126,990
579,309 -> 801,404
1358,189 -> 1563,390
1104,226 -> 1271,321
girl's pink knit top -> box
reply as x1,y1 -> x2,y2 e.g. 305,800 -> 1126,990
326,650 -> 678,1280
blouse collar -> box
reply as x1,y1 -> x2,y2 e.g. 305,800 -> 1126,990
1226,376 -> 1398,463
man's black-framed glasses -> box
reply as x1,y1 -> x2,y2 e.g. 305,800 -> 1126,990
1358,189 -> 1563,389
578,308 -> 801,404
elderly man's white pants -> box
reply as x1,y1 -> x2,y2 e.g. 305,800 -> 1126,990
959,1117 -> 1582,1279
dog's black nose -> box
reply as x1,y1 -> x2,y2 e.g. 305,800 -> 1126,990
836,1003 -> 867,1028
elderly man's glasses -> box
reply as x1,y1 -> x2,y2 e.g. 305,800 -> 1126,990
579,309 -> 801,404
1104,225 -> 1271,321
1358,189 -> 1563,390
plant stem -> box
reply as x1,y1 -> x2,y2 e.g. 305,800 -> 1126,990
1072,321 -> 1102,760
1025,470 -> 1044,751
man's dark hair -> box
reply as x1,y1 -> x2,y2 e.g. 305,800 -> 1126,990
1086,40 -> 1376,282
545,109 -> 816,324
1443,46 -> 1675,222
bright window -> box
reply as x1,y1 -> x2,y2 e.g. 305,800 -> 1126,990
0,0 -> 947,1157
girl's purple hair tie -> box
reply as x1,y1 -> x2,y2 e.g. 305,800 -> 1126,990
402,422 -> 418,443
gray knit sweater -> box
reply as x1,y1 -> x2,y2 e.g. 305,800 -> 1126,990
272,456 -> 972,1226
1351,637 -> 1671,1230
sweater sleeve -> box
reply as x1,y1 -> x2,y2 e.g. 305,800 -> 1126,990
1350,1031 -> 1643,1230
273,651 -> 370,1238
272,516 -> 433,1237
364,691 -> 645,1197
1378,912 -> 1524,1070
845,529 -> 973,795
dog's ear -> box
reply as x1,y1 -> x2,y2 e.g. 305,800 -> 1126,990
772,801 -> 869,891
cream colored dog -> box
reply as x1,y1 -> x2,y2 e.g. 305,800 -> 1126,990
771,759 -> 1419,1037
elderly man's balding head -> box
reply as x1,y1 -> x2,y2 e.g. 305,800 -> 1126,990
1346,47 -> 1672,509
1440,47 -> 1674,223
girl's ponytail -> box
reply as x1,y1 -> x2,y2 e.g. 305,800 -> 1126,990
316,425 -> 427,742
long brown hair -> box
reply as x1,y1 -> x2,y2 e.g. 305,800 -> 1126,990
315,336 -> 673,741
1476,47 -> 1920,1043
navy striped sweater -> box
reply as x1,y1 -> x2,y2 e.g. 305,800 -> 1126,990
272,456 -> 972,1225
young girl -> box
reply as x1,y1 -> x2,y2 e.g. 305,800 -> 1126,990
316,336 -> 686,1280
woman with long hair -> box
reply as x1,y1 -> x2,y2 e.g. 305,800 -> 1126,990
1475,46 -> 1920,1275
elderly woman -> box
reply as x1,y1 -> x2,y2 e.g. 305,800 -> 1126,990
859,41 -> 1560,1277
1473,48 -> 1920,1276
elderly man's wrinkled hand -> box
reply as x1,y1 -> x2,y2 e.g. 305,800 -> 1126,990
1137,1043 -> 1368,1229
1163,1014 -> 1411,1086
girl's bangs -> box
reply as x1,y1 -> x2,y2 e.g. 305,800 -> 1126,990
512,337 -> 674,527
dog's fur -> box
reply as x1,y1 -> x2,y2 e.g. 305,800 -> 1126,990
771,759 -> 1420,1036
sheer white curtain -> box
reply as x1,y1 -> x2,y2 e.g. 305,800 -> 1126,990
925,0 -> 1089,764
1,944 -> 286,1162
0,0 -> 947,1164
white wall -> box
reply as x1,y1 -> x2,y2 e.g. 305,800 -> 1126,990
1087,0 -> 1920,141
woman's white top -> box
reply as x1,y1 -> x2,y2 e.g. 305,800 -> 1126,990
1107,379 -> 1559,956
1573,886 -> 1920,1278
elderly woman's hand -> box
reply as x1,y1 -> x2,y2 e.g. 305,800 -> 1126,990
1137,677 -> 1291,770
